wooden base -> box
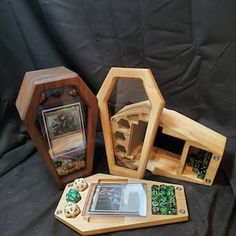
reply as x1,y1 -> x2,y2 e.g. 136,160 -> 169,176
55,173 -> 188,235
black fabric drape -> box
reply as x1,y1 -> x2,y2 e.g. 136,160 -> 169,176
0,0 -> 236,235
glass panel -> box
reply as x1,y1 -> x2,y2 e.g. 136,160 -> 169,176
83,183 -> 147,217
108,78 -> 150,171
37,85 -> 87,176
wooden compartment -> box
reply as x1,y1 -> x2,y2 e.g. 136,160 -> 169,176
55,173 -> 188,235
16,66 -> 98,189
147,108 -> 227,186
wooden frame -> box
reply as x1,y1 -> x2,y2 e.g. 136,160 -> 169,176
55,173 -> 188,235
97,67 -> 226,186
110,100 -> 226,185
16,66 -> 98,189
147,107 -> 227,186
97,67 -> 165,179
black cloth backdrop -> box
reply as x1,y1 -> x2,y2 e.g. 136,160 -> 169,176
0,0 -> 236,235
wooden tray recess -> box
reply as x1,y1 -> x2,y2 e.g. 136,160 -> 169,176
97,67 -> 165,179
55,173 -> 188,235
97,67 -> 227,186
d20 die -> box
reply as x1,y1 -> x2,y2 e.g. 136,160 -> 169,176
74,178 -> 88,191
64,202 -> 80,218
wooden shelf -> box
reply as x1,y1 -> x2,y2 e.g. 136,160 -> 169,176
182,165 -> 204,184
147,147 -> 180,174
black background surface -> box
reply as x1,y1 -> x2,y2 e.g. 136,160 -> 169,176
0,1 -> 236,235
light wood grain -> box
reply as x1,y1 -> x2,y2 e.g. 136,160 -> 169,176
97,67 -> 226,185
160,108 -> 226,156
147,108 -> 227,185
111,101 -> 150,170
16,66 -> 77,120
97,68 -> 165,179
55,173 -> 188,235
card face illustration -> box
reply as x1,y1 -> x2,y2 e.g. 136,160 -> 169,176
42,102 -> 86,158
90,185 -> 123,213
85,183 -> 147,217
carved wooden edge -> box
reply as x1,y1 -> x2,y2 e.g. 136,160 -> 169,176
97,67 -> 227,185
16,66 -> 98,189
109,99 -> 227,185
97,67 -> 165,179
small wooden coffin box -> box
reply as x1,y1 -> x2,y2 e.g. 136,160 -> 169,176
97,67 -> 227,186
97,67 -> 165,179
16,66 -> 98,189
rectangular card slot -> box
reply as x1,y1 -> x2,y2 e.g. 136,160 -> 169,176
85,215 -> 125,223
97,178 -> 128,183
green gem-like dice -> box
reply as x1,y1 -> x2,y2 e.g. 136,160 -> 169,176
187,149 -> 212,180
151,184 -> 177,215
66,188 -> 81,203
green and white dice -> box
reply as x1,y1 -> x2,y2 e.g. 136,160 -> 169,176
151,184 -> 177,215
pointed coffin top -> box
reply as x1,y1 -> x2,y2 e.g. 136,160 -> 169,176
97,67 -> 165,178
97,67 -> 165,106
16,66 -> 78,120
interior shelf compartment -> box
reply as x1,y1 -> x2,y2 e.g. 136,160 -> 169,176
147,147 -> 181,175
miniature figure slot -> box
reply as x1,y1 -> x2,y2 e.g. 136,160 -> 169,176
129,120 -> 147,154
111,102 -> 149,171
55,174 -> 189,234
154,127 -> 185,156
115,131 -> 126,141
116,145 -> 127,153
118,119 -> 130,129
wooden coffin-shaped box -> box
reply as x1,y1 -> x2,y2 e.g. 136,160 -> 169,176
16,66 -> 98,189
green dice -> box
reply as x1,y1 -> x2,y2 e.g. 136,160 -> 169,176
66,188 -> 81,203
187,149 -> 212,180
151,184 -> 177,215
